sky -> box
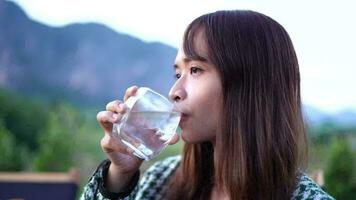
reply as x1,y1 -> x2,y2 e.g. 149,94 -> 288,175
9,0 -> 356,113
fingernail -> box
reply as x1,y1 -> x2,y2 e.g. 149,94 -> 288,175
118,103 -> 124,110
112,113 -> 118,121
119,103 -> 123,109
126,147 -> 134,154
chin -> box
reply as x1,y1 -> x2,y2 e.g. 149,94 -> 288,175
181,130 -> 212,144
181,131 -> 196,143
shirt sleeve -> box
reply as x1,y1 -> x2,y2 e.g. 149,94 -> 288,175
133,156 -> 181,199
292,173 -> 335,200
79,159 -> 139,200
80,156 -> 181,200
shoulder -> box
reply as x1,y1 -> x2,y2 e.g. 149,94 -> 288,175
134,155 -> 181,199
144,155 -> 181,177
292,172 -> 335,200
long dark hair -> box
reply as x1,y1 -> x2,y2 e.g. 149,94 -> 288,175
165,10 -> 307,200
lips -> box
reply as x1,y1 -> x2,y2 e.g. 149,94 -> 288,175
180,113 -> 188,121
172,107 -> 189,125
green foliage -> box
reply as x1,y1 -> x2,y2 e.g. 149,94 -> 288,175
0,89 -> 48,151
0,89 -> 87,172
32,103 -> 82,172
307,122 -> 356,145
0,119 -> 28,171
324,137 -> 356,199
5,87 -> 356,198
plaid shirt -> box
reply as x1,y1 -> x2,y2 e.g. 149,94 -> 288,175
80,156 -> 334,200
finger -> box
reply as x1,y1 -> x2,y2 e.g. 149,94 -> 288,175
106,100 -> 127,114
168,133 -> 180,145
101,134 -> 128,154
96,111 -> 123,133
121,147 -> 145,163
124,85 -> 138,102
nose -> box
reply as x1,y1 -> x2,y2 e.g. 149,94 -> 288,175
169,81 -> 187,103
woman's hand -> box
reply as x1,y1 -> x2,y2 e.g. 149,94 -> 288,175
96,86 -> 180,192
97,86 -> 143,174
96,86 -> 144,192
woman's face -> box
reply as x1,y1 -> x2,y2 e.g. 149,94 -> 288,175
169,34 -> 223,143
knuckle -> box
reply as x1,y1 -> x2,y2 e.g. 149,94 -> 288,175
125,85 -> 137,96
113,99 -> 122,105
126,86 -> 133,93
96,111 -> 105,121
106,100 -> 123,112
130,86 -> 138,93
105,103 -> 111,111
101,135 -> 112,147
100,137 -> 107,146
97,111 -> 114,124
113,113 -> 122,122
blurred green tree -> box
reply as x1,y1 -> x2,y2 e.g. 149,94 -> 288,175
324,137 -> 356,199
33,103 -> 82,171
0,119 -> 28,171
0,89 -> 48,151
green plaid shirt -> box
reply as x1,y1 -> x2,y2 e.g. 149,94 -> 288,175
80,156 -> 334,200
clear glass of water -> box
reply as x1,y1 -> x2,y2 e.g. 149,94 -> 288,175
112,87 -> 181,160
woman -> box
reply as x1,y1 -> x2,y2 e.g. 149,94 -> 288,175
81,10 -> 334,200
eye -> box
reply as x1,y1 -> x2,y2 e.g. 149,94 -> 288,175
190,66 -> 203,74
174,73 -> 181,79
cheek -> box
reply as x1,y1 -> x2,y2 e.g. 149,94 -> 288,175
184,87 -> 222,142
182,72 -> 223,142
195,80 -> 223,118
199,93 -> 222,130
181,105 -> 220,142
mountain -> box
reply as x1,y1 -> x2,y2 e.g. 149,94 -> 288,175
303,105 -> 356,127
1,1 -> 356,126
0,0 -> 177,107
329,109 -> 356,126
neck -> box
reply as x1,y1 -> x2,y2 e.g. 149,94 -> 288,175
211,139 -> 229,199
212,138 -> 220,174
211,186 -> 229,200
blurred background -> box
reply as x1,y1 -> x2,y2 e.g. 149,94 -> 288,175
0,0 -> 355,199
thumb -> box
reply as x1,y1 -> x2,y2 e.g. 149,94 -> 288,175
168,133 -> 180,145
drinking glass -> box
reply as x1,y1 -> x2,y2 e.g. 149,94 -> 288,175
112,87 -> 181,160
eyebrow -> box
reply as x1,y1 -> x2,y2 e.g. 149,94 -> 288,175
173,55 -> 209,69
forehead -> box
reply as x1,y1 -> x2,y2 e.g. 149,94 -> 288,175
175,29 -> 210,63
